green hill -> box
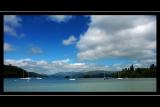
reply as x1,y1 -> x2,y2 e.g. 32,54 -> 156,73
3,64 -> 45,78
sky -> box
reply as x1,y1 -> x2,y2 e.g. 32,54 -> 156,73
4,15 -> 157,74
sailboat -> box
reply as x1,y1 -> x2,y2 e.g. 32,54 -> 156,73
20,71 -> 31,80
104,72 -> 106,80
69,72 -> 76,80
117,72 -> 123,80
36,77 -> 42,79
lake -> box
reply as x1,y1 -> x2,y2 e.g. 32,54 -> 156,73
4,78 -> 156,92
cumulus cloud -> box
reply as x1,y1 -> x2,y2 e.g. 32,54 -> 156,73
4,15 -> 22,36
4,58 -> 81,74
4,58 -> 114,74
30,47 -> 43,54
5,58 -> 153,75
4,15 -> 21,27
62,35 -> 77,45
4,25 -> 17,36
4,42 -> 14,52
52,58 -> 70,63
47,15 -> 73,23
77,15 -> 156,66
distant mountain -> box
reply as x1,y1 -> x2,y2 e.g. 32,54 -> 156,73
49,70 -> 113,78
28,72 -> 47,77
3,65 -> 46,78
74,70 -> 113,78
49,72 -> 82,78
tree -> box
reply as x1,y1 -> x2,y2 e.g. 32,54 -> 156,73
64,76 -> 70,79
124,68 -> 128,71
136,68 -> 142,74
130,64 -> 134,71
150,64 -> 155,70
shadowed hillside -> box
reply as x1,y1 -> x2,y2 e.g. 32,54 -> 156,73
3,64 -> 46,78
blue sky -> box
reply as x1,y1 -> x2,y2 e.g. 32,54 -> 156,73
4,15 -> 156,74
4,15 -> 89,62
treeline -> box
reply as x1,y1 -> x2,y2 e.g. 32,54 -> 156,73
4,64 -> 156,78
63,64 -> 156,79
112,64 -> 156,78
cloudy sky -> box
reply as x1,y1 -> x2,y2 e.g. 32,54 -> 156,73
4,15 -> 156,74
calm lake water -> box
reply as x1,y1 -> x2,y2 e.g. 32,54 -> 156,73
4,78 -> 156,92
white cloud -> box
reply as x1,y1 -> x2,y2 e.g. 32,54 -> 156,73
70,63 -> 85,66
52,58 -> 70,63
4,25 -> 17,36
4,15 -> 22,36
4,15 -> 21,27
4,58 -> 113,74
62,35 -> 77,45
5,58 -> 154,75
37,60 -> 48,65
4,58 -> 85,74
30,47 -> 43,54
47,15 -> 73,23
77,15 -> 156,65
4,42 -> 14,52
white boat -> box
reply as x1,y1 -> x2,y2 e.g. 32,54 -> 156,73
104,72 -> 106,80
69,72 -> 76,80
69,78 -> 76,80
36,77 -> 42,79
117,72 -> 123,80
117,78 -> 123,79
20,77 -> 31,80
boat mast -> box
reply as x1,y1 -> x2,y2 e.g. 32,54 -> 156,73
71,72 -> 72,78
23,70 -> 24,78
